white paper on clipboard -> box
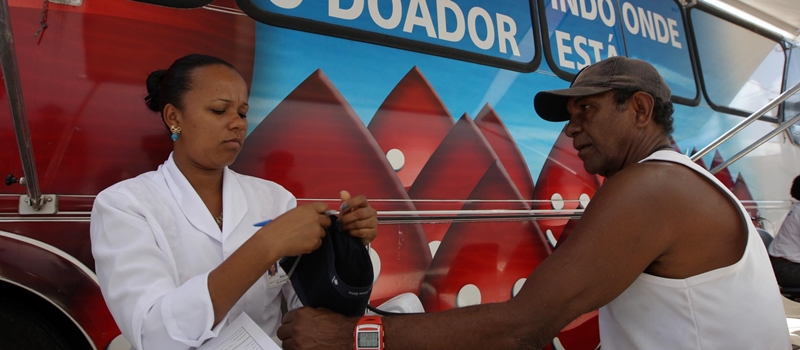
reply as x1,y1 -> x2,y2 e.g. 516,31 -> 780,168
197,312 -> 281,350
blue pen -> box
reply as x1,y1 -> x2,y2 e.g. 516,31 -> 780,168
254,209 -> 339,227
253,219 -> 272,227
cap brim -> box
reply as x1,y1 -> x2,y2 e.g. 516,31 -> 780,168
534,86 -> 613,122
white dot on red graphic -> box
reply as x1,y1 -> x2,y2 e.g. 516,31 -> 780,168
512,278 -> 526,297
369,246 -> 381,283
553,337 -> 566,350
386,149 -> 405,171
579,193 -> 591,208
545,229 -> 557,248
550,193 -> 564,210
428,240 -> 441,258
456,284 -> 481,307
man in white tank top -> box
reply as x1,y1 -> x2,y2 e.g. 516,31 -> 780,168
276,57 -> 791,349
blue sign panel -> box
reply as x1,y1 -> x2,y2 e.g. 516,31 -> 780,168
251,0 -> 537,66
622,0 -> 695,100
541,0 -> 627,75
540,0 -> 696,101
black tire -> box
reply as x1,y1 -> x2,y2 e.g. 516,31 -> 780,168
0,286 -> 92,350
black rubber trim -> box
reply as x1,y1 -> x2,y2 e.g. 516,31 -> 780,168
132,0 -> 213,9
673,0 -> 701,106
536,0 -> 579,82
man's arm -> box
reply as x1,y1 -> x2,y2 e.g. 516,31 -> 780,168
279,163 -> 682,349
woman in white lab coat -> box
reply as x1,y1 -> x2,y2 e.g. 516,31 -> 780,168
90,54 -> 378,350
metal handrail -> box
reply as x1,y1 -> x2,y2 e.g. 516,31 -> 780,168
691,81 -> 800,163
710,112 -> 800,174
0,0 -> 43,210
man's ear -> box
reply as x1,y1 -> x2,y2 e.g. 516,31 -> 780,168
631,91 -> 655,127
162,103 -> 181,128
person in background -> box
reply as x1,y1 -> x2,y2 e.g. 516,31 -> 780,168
276,56 -> 790,350
769,175 -> 800,287
90,54 -> 378,350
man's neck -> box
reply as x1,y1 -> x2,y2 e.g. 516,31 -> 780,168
606,136 -> 672,178
632,134 -> 672,161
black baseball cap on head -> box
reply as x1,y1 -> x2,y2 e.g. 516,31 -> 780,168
534,56 -> 671,122
280,215 -> 374,317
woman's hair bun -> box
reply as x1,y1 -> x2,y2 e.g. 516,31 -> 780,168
144,55 -> 236,115
144,69 -> 168,113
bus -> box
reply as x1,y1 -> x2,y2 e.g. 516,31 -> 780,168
1,0 -> 799,348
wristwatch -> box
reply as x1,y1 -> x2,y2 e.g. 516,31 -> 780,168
354,315 -> 384,350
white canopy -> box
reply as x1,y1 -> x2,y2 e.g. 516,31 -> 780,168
717,0 -> 800,42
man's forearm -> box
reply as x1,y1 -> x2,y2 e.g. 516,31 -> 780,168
381,300 -> 547,349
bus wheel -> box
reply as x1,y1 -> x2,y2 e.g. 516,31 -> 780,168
0,291 -> 91,350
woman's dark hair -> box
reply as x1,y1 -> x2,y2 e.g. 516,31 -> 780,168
144,54 -> 236,114
614,89 -> 675,135
791,175 -> 800,201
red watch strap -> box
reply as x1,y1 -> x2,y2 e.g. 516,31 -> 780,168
357,315 -> 383,326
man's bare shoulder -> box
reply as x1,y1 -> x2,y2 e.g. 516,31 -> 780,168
565,161 -> 696,258
590,160 -> 697,211
587,159 -> 746,276
600,159 -> 722,213
575,160 -> 713,248
535,160 -> 697,312
605,160 -> 697,191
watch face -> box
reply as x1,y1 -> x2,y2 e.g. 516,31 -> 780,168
358,331 -> 379,347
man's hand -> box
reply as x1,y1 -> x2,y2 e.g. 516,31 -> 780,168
277,307 -> 357,350
338,190 -> 378,245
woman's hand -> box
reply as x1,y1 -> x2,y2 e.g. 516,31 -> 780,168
338,190 -> 378,245
263,202 -> 332,257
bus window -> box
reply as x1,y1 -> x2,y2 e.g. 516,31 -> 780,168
621,0 -> 696,103
788,45 -> 800,146
690,8 -> 784,118
238,0 -> 541,72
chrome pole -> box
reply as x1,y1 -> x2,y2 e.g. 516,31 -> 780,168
691,81 -> 800,162
0,0 -> 43,210
710,112 -> 800,174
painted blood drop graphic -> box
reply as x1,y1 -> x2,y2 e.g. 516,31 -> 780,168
532,131 -> 599,242
475,103 -> 535,201
368,66 -> 455,190
420,161 -> 551,312
408,114 -> 502,250
232,69 -> 431,302
710,150 -> 735,190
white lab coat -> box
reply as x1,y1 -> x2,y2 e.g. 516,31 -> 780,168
91,154 -> 301,350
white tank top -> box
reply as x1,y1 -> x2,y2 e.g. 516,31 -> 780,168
598,150 -> 790,350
